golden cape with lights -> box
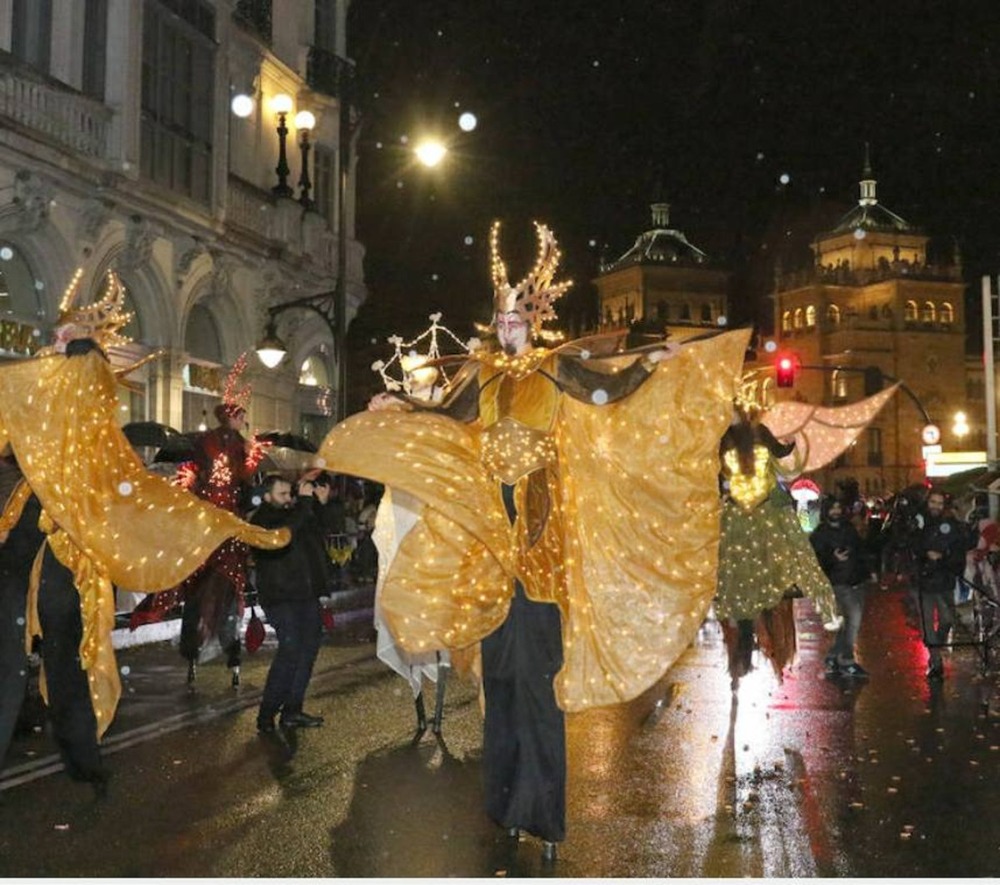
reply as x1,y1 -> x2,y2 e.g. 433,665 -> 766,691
0,351 -> 290,736
319,328 -> 750,712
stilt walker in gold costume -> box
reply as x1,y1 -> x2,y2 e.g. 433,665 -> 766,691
318,221 -> 750,860
0,269 -> 289,790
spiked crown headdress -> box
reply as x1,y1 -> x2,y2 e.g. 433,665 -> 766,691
54,268 -> 134,350
489,220 -> 572,335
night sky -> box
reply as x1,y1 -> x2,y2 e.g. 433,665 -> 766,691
345,1 -> 1000,349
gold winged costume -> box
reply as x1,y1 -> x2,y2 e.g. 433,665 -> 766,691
319,222 -> 750,712
0,270 -> 289,736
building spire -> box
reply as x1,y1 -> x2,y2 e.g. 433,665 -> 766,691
651,201 -> 670,228
859,142 -> 877,206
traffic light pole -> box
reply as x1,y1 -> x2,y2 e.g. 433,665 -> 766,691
794,364 -> 932,426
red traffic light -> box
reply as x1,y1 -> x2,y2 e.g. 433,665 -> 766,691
775,353 -> 796,387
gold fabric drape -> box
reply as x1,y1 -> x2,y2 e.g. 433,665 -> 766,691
319,329 -> 750,711
0,351 -> 289,735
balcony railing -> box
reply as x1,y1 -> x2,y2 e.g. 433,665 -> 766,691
0,69 -> 111,158
778,259 -> 962,291
226,174 -> 277,242
307,46 -> 354,99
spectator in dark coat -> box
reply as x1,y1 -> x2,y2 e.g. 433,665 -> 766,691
251,475 -> 331,732
915,490 -> 970,679
810,496 -> 875,677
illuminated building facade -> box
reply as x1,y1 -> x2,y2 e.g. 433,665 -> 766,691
594,201 -> 730,342
0,0 -> 365,442
770,158 -> 967,496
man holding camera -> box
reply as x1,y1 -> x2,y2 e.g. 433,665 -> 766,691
251,474 -> 332,732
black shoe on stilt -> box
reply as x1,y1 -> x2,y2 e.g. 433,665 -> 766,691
541,841 -> 557,863
231,666 -> 241,688
186,659 -> 197,686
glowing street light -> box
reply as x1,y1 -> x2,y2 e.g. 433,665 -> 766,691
953,410 -> 970,440
414,138 -> 447,168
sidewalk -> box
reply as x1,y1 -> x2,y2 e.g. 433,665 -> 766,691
1,582 -> 377,789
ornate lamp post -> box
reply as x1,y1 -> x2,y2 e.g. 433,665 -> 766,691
294,109 -> 316,209
271,93 -> 294,198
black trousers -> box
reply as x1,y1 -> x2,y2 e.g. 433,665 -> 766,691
37,547 -> 104,782
481,481 -> 566,843
0,571 -> 29,765
258,598 -> 323,722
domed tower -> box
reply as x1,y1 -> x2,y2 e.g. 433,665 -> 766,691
594,201 -> 729,340
771,146 -> 967,495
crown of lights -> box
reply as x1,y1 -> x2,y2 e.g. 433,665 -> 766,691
221,352 -> 253,414
372,312 -> 480,396
734,370 -> 768,418
490,220 -> 572,340
54,268 -> 134,350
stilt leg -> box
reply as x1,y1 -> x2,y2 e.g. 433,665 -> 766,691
414,691 -> 427,738
432,661 -> 449,734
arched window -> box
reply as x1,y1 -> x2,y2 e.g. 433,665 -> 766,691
805,305 -> 816,328
904,300 -> 918,321
940,302 -> 954,325
826,304 -> 840,326
781,310 -> 792,332
921,301 -> 936,322
700,303 -> 712,323
680,303 -> 691,321
299,353 -> 330,387
793,308 -> 804,329
0,241 -> 45,330
832,369 -> 847,400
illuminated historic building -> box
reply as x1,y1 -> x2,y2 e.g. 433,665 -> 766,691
0,0 -> 364,442
770,157 -> 967,496
594,202 -> 730,342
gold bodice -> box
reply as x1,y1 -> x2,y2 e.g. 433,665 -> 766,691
478,353 -> 560,484
722,444 -> 775,510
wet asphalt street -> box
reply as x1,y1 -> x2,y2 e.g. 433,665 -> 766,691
1,582 -> 999,878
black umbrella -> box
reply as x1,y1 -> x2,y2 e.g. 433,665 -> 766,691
257,431 -> 318,453
122,421 -> 183,449
152,432 -> 201,463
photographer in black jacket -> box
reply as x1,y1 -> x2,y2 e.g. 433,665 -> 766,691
251,474 -> 332,732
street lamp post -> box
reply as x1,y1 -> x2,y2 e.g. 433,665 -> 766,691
254,290 -> 337,370
272,93 -> 294,198
295,109 -> 316,209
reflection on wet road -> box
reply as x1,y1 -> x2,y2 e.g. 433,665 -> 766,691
1,586 -> 998,877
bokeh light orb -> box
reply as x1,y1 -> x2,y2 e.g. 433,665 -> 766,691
458,112 -> 478,132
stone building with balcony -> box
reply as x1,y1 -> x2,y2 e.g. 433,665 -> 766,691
594,201 -> 730,345
0,0 -> 364,444
769,158 -> 967,497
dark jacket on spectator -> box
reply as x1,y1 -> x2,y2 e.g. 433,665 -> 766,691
251,498 -> 331,605
915,512 -> 969,595
810,514 -> 870,586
